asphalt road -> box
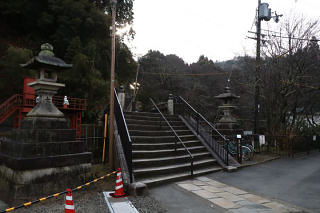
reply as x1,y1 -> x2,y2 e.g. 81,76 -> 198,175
208,151 -> 320,213
149,183 -> 227,213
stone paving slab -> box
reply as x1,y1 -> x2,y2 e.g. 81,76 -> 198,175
239,193 -> 270,204
263,201 -> 299,213
177,177 -> 303,213
195,176 -> 212,182
200,185 -> 222,193
192,189 -> 219,199
224,186 -> 249,195
215,192 -> 245,202
207,180 -> 227,188
177,183 -> 202,191
209,198 -> 240,209
228,207 -> 276,213
191,180 -> 208,186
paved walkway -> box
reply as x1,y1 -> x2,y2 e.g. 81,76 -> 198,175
209,151 -> 320,212
177,177 -> 302,213
150,152 -> 320,213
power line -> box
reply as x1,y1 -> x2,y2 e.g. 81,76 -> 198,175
248,30 -> 320,41
140,72 -> 227,76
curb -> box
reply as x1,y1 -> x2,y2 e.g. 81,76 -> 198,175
239,156 -> 280,169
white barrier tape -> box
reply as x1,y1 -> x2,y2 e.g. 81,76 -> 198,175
117,173 -> 121,177
116,179 -> 122,183
115,185 -> 123,190
65,204 -> 75,210
66,196 -> 73,201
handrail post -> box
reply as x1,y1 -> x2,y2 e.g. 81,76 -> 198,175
196,113 -> 199,135
175,138 -> 177,153
210,129 -> 213,149
226,141 -> 229,166
191,157 -> 194,177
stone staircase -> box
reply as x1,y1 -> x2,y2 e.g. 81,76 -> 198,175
125,111 -> 222,186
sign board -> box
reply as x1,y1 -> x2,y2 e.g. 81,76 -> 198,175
237,134 -> 242,139
313,135 -> 317,141
259,135 -> 265,145
243,131 -> 253,136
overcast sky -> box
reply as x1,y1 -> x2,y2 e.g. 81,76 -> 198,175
126,0 -> 320,64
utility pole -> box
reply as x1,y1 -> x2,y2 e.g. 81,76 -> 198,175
253,1 -> 282,135
254,0 -> 261,135
108,0 -> 117,169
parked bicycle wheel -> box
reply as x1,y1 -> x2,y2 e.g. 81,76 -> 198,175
246,144 -> 255,159
241,146 -> 252,161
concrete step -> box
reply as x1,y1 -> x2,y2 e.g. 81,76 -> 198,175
132,146 -> 207,158
125,114 -> 180,121
125,118 -> 185,126
129,130 -> 193,137
133,158 -> 217,179
132,140 -> 202,150
127,124 -> 188,131
125,111 -> 176,118
133,152 -> 213,168
136,166 -> 222,187
131,135 -> 198,143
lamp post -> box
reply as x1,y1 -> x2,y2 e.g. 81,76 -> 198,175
130,82 -> 140,111
108,0 -> 117,169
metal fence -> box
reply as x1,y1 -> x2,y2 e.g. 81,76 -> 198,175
80,124 -> 105,164
243,134 -> 320,157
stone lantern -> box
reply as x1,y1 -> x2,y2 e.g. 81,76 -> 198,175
214,86 -> 240,134
0,44 -> 91,202
20,43 -> 71,128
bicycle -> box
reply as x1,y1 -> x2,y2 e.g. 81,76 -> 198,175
225,140 -> 253,161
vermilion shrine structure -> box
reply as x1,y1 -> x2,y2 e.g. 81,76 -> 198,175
0,78 -> 86,137
0,43 -> 91,201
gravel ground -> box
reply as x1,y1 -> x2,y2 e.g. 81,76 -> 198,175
5,186 -> 167,213
1,164 -> 167,213
129,196 -> 167,213
14,190 -> 109,213
10,192 -> 167,213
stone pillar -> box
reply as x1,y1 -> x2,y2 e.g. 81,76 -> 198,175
168,94 -> 174,115
118,86 -> 125,109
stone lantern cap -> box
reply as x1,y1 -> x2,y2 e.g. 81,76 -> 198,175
214,87 -> 240,100
21,43 -> 72,71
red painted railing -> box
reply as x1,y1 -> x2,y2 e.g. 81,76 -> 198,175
0,94 -> 87,125
0,94 -> 22,124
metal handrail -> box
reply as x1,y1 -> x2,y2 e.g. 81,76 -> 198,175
114,89 -> 133,182
175,96 -> 229,166
178,96 -> 227,141
149,98 -> 194,176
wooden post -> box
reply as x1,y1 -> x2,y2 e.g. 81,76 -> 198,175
108,1 -> 116,169
102,114 -> 108,164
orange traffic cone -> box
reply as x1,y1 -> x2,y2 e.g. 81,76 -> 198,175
110,168 -> 127,198
65,188 -> 75,213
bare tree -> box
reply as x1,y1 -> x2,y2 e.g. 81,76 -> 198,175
260,15 -> 320,135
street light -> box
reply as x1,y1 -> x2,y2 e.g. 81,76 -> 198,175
108,0 -> 117,169
129,82 -> 140,111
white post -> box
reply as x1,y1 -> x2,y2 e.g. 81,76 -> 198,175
118,86 -> 125,109
168,94 -> 174,115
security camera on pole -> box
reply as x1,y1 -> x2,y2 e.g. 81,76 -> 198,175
254,1 -> 282,135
